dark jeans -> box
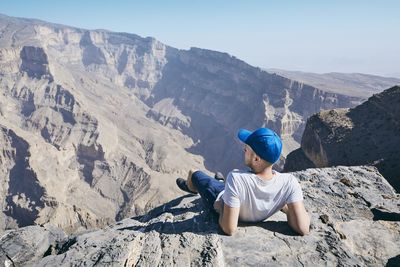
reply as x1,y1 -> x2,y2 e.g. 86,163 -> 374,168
191,171 -> 225,211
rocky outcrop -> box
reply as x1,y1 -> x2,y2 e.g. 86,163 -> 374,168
20,46 -> 53,81
0,126 -> 46,230
284,86 -> 400,192
1,166 -> 399,266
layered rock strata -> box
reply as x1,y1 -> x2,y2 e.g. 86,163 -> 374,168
0,13 -> 375,233
0,37 -> 204,233
0,14 -> 363,173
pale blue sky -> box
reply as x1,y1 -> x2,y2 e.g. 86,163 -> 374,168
1,0 -> 399,77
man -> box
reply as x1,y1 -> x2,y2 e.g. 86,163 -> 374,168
176,128 -> 310,236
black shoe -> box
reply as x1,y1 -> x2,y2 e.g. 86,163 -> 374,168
214,172 -> 224,181
176,178 -> 197,194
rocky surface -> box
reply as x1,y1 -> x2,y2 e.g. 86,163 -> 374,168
268,69 -> 400,98
284,86 -> 400,192
1,166 -> 399,266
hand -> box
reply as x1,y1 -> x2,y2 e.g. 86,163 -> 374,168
213,199 -> 223,214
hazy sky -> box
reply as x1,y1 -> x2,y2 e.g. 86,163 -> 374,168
1,0 -> 399,77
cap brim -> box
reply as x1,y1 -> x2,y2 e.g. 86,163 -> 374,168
238,129 -> 252,143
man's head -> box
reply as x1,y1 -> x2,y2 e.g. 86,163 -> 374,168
238,128 -> 282,169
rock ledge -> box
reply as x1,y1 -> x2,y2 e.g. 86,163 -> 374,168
1,166 -> 399,266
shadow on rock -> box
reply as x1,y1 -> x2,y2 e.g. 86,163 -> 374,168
371,208 -> 400,221
386,254 -> 400,267
118,195 -> 221,235
239,220 -> 298,236
131,195 -> 200,222
120,195 -> 299,237
118,213 -> 220,235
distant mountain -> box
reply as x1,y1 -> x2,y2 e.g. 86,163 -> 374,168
0,13 -> 364,233
284,86 -> 400,192
268,69 -> 400,98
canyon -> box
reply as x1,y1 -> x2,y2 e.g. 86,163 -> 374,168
0,13 -> 398,235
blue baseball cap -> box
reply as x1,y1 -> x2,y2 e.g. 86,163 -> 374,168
238,128 -> 282,164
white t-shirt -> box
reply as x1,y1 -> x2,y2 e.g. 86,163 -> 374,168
216,169 -> 303,222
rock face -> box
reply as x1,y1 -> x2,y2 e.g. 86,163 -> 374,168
0,13 -> 370,234
0,126 -> 46,231
146,48 -> 362,171
284,86 -> 400,192
0,15 -> 206,234
19,46 -> 53,81
1,166 -> 399,266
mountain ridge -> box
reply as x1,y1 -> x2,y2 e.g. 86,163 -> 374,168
268,68 -> 400,98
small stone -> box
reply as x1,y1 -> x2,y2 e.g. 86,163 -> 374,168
320,214 -> 329,224
338,231 -> 347,240
348,191 -> 361,199
340,178 -> 353,187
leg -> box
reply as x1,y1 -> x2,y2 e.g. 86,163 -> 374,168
186,169 -> 199,193
187,170 -> 225,192
190,171 -> 225,211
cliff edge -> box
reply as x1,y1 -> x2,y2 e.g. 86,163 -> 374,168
1,166 -> 399,266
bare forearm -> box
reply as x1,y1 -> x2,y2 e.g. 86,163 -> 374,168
287,211 -> 310,235
217,204 -> 239,236
218,205 -> 232,235
284,203 -> 310,235
214,200 -> 229,233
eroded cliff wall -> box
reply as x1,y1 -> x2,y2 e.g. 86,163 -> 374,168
0,14 -> 365,233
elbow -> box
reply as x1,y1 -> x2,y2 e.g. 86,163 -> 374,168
292,213 -> 310,236
297,220 -> 310,236
222,226 -> 237,236
297,227 -> 310,236
289,221 -> 310,236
